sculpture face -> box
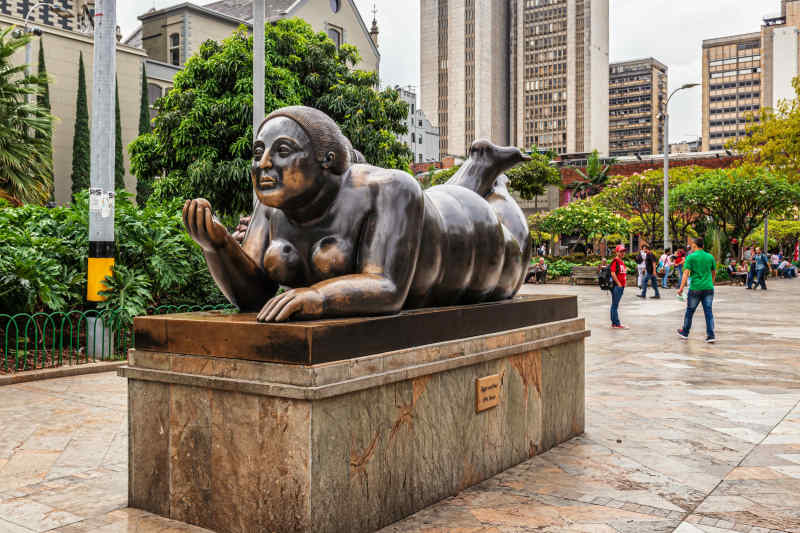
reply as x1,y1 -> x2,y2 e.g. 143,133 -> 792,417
252,117 -> 320,208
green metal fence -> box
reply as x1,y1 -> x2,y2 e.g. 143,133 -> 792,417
0,304 -> 236,373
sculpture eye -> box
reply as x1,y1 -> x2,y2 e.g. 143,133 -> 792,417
277,143 -> 292,157
253,144 -> 264,159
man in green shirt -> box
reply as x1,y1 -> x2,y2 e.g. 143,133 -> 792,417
677,237 -> 716,343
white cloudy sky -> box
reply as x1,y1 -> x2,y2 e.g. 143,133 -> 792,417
119,0 -> 773,143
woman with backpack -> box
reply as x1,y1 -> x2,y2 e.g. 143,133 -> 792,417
609,244 -> 629,329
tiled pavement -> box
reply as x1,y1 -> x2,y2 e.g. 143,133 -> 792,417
1,281 -> 800,532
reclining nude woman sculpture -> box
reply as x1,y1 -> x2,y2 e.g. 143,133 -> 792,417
183,106 -> 532,322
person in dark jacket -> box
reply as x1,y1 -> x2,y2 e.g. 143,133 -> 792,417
636,245 -> 661,299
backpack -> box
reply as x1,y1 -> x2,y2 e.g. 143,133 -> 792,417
598,266 -> 614,291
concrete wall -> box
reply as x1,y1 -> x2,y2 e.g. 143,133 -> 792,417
588,0 -> 609,155
0,14 -> 146,205
187,11 -> 243,63
772,26 -> 800,107
420,0 -> 438,130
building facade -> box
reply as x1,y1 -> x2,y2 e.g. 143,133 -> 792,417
509,0 -> 609,156
421,0 -> 608,159
126,0 -> 380,73
420,0 -> 510,158
0,4 -> 146,205
701,0 -> 800,152
608,58 -> 667,157
396,86 -> 441,164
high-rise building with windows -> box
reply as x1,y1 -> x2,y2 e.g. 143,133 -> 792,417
701,0 -> 800,151
608,58 -> 667,157
421,0 -> 609,158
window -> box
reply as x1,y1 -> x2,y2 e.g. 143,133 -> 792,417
169,33 -> 180,66
419,135 -> 423,144
327,26 -> 342,48
411,133 -> 416,143
330,0 -> 340,13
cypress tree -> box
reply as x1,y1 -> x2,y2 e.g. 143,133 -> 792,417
138,63 -> 150,135
136,64 -> 152,204
114,77 -> 125,190
37,40 -> 53,200
70,52 -> 90,197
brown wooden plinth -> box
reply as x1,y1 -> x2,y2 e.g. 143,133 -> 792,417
133,295 -> 577,365
122,296 -> 588,533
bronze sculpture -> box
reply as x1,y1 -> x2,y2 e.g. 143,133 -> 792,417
183,106 -> 532,322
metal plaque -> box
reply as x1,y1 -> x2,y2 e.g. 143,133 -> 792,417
476,374 -> 501,413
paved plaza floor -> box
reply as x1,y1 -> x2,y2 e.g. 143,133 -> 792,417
1,281 -> 800,532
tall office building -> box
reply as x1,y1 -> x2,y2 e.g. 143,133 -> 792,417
420,0 -> 509,157
608,58 -> 667,157
509,0 -> 608,155
421,0 -> 609,158
701,0 -> 800,151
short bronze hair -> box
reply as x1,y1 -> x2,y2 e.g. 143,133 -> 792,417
259,106 -> 351,174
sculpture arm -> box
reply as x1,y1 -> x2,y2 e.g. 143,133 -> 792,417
184,199 -> 278,311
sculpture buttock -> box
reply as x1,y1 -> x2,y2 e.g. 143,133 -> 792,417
183,106 -> 533,322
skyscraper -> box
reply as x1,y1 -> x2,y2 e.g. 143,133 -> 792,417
608,58 -> 667,157
421,0 -> 609,158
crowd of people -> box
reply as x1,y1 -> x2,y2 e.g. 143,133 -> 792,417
605,241 -> 798,342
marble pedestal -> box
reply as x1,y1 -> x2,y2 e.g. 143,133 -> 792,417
120,295 -> 588,533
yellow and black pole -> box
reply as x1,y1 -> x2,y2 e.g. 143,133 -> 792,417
86,0 -> 116,355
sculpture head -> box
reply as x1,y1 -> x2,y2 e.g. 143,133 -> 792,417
253,106 -> 352,209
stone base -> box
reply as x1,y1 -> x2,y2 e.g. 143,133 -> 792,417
120,297 -> 588,533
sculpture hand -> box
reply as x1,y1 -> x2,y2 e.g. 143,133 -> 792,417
257,288 -> 325,322
183,198 -> 228,252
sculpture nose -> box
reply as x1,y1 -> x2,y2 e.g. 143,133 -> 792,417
259,149 -> 272,170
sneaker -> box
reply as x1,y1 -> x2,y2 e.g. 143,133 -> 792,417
636,294 -> 645,298
705,336 -> 716,344
676,329 -> 689,339
611,324 -> 629,329
650,295 -> 661,299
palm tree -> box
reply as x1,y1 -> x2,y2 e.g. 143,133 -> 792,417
0,26 -> 53,206
568,150 -> 615,200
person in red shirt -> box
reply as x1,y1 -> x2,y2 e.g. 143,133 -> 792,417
610,244 -> 628,329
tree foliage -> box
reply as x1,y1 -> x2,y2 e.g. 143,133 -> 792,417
114,79 -> 125,190
505,149 -> 561,200
71,51 -> 90,197
567,150 -> 614,199
0,27 -> 53,205
745,218 -> 800,250
539,199 -> 630,243
130,20 -> 411,216
671,165 -> 800,253
36,39 -> 53,200
730,77 -> 800,180
0,192 -> 225,316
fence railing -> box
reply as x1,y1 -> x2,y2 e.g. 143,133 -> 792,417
0,304 -> 236,373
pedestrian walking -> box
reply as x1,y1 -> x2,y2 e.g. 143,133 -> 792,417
636,245 -> 661,299
636,247 -> 647,288
609,244 -> 629,329
676,237 -> 716,343
747,247 -> 770,290
673,248 -> 686,283
660,249 -> 672,288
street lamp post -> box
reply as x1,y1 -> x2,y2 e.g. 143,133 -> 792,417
662,83 -> 699,252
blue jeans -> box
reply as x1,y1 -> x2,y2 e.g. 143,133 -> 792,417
610,285 -> 624,326
662,265 -> 671,287
682,289 -> 714,338
674,265 -> 683,285
749,268 -> 767,289
640,272 -> 660,297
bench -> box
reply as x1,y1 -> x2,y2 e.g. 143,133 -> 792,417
570,265 -> 599,285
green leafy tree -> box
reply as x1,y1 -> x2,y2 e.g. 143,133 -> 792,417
539,199 -> 630,245
130,20 -> 411,216
671,165 -> 800,256
114,78 -> 125,190
71,51 -> 90,197
37,39 -> 53,200
730,77 -> 800,180
419,165 -> 460,189
745,218 -> 800,251
505,148 -> 561,201
0,27 -> 53,205
567,150 -> 614,199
